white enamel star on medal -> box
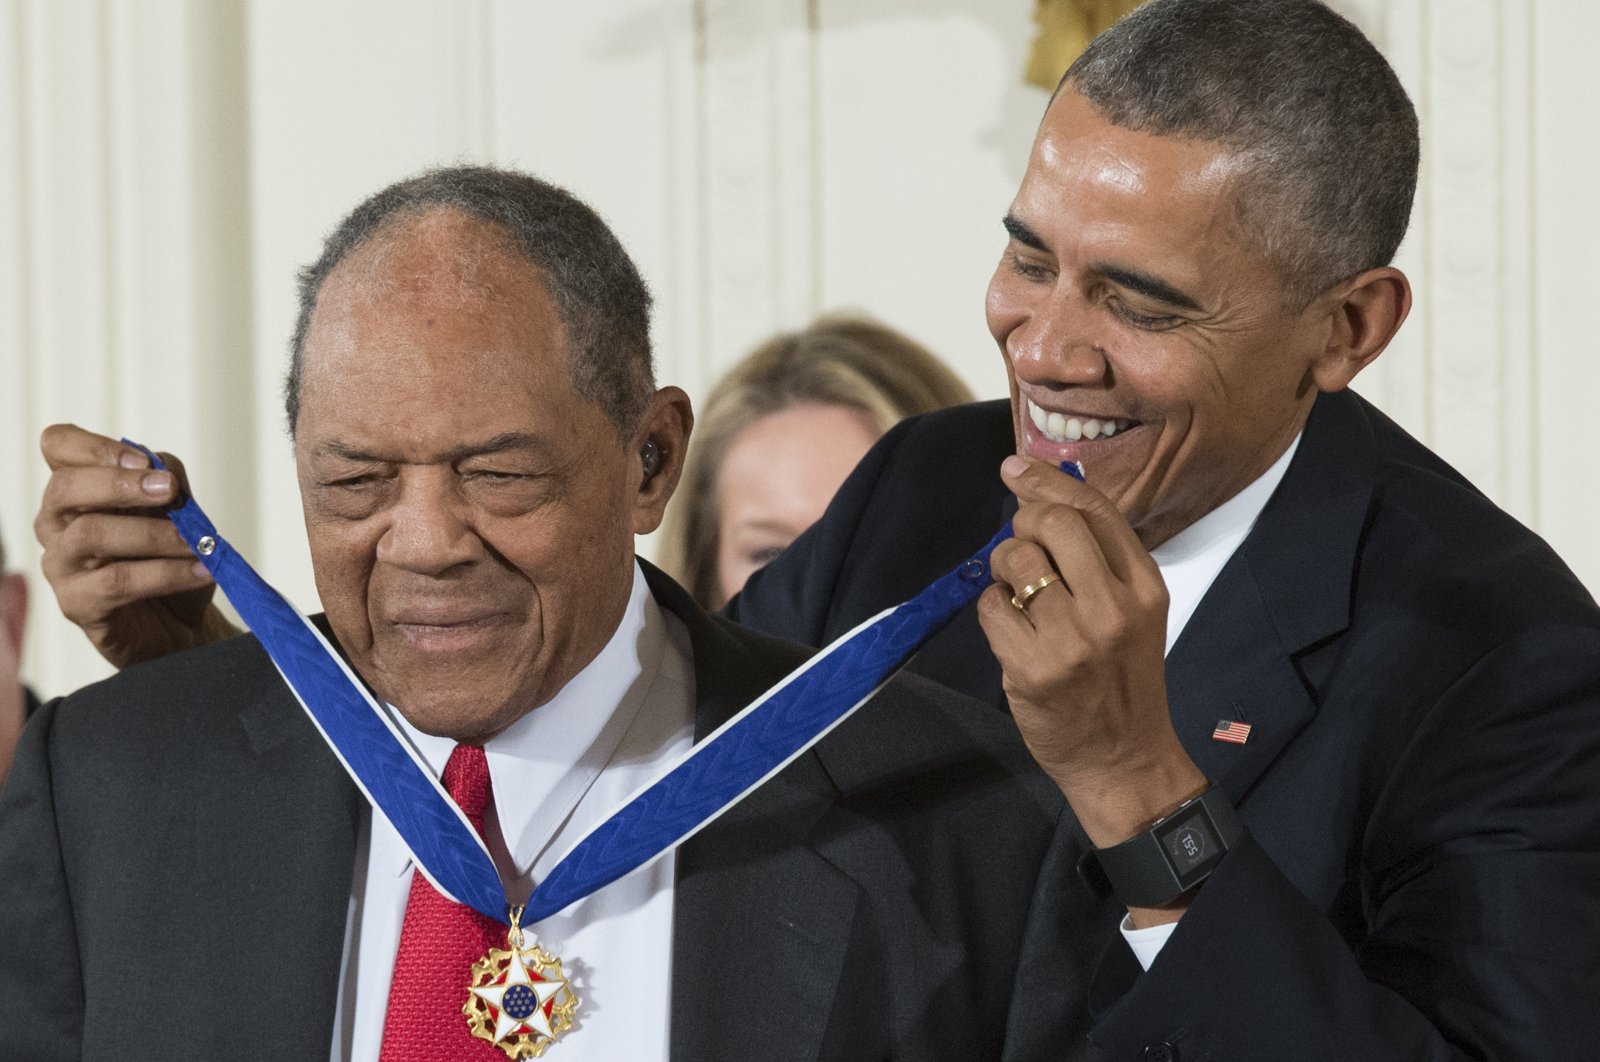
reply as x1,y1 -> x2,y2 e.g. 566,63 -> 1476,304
463,907 -> 579,1059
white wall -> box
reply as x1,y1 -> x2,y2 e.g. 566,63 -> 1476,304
3,0 -> 1597,699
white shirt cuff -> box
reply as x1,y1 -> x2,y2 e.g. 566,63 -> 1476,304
1120,913 -> 1178,971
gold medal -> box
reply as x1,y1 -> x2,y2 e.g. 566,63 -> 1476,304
463,906 -> 579,1058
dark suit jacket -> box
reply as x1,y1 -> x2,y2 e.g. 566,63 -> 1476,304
731,391 -> 1600,1060
0,566 -> 1070,1061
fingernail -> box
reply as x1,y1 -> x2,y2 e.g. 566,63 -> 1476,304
192,561 -> 212,580
142,471 -> 171,495
119,450 -> 148,470
1001,455 -> 1029,479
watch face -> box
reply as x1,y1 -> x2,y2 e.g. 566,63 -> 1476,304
1153,804 -> 1227,888
1168,824 -> 1209,868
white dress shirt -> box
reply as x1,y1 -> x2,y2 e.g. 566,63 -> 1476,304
1120,435 -> 1301,969
329,563 -> 696,1061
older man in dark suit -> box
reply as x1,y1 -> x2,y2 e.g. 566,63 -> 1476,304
0,167 -> 1068,1061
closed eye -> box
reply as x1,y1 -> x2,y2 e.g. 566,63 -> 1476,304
1108,298 -> 1184,331
323,474 -> 381,488
1007,249 -> 1054,281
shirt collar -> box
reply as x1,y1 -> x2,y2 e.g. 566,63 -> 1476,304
1152,434 -> 1301,656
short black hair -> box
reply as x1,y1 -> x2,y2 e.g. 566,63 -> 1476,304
284,165 -> 655,434
1065,0 -> 1419,306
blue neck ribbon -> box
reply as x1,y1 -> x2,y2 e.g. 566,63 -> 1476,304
130,438 -> 1077,925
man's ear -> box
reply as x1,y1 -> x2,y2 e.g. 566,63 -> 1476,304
629,386 -> 694,535
1308,266 -> 1412,393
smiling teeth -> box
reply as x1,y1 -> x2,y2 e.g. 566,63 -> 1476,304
1027,399 -> 1132,443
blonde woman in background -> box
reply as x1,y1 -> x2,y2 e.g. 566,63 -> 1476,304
659,314 -> 973,610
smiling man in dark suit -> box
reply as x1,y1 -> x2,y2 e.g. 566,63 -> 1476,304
732,0 -> 1600,1057
0,167 -> 1069,1061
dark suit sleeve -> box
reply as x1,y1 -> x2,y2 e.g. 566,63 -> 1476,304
1088,625 -> 1600,1061
0,699 -> 86,1062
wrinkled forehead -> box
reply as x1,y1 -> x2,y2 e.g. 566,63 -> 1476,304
311,211 -> 560,351
322,208 -> 541,309
296,219 -> 574,424
1032,93 -> 1248,214
1020,92 -> 1280,286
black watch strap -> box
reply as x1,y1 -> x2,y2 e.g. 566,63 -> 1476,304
1086,785 -> 1243,908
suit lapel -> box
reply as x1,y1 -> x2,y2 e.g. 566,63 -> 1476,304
1164,391 -> 1375,802
646,568 -> 859,1062
1164,563 -> 1322,800
670,761 -> 862,1062
224,661 -> 363,1052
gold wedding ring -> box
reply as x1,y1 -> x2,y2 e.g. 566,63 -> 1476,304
1010,572 -> 1061,612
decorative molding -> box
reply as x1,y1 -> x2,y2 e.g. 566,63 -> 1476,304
447,0 -> 494,159
1529,1 -> 1600,589
1427,0 -> 1517,501
0,2 -> 35,592
1349,0 -> 1431,435
1491,0 -> 1535,524
4,0 -> 255,697
1344,0 -> 1537,524
699,0 -> 819,375
8,1 -> 121,694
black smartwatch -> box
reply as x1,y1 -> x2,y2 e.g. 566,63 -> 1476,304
1085,785 -> 1243,908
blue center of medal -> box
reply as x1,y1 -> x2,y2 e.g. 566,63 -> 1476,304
503,983 -> 539,1020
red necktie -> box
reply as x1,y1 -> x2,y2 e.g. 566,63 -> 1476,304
378,744 -> 507,1061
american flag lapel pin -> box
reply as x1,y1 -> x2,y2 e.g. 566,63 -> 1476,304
1212,719 -> 1252,745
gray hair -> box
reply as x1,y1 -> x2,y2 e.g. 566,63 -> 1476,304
1065,0 -> 1419,306
284,165 -> 655,435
